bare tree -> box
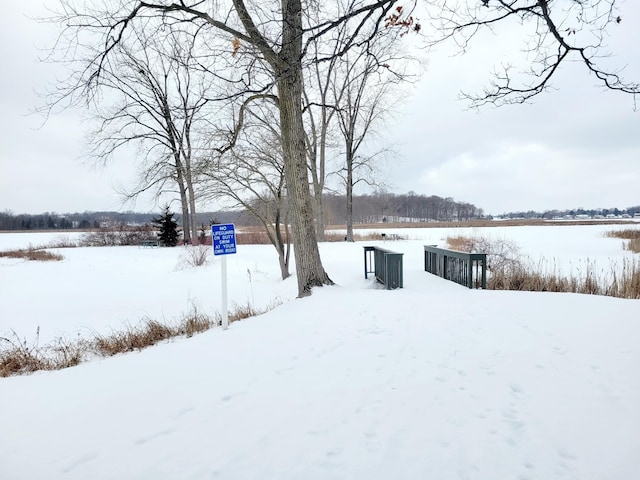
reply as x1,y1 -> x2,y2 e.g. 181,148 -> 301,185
200,100 -> 292,280
331,34 -> 412,241
428,0 -> 639,106
302,11 -> 352,242
303,4 -> 419,241
302,42 -> 341,242
79,26 -> 209,244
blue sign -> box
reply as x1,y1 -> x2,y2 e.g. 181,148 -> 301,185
211,223 -> 237,256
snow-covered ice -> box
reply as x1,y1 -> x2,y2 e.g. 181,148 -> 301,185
1,225 -> 639,479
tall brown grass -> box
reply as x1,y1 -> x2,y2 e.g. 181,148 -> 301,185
605,228 -> 640,253
0,328 -> 85,376
1,301 -> 279,377
0,248 -> 63,262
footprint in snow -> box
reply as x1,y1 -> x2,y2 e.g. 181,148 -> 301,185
510,383 -> 524,394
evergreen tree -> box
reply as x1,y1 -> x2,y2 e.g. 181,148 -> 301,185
152,205 -> 179,247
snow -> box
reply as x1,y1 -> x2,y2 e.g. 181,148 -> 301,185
1,225 -> 640,479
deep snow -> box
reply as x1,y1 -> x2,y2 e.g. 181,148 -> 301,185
1,225 -> 639,479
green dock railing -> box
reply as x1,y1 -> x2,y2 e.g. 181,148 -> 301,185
423,245 -> 487,289
364,246 -> 404,289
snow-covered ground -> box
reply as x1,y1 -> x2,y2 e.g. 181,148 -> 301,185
1,225 -> 640,479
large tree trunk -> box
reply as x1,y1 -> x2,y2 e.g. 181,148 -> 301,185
278,77 -> 332,295
277,0 -> 332,296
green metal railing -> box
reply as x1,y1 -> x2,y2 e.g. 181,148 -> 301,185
423,245 -> 487,289
363,246 -> 404,289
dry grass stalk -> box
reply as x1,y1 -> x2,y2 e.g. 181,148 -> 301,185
627,238 -> 640,253
0,329 -> 50,376
0,329 -> 85,377
0,248 -> 63,262
605,229 -> 640,253
605,228 -> 640,240
94,319 -> 176,356
1,302 -> 279,377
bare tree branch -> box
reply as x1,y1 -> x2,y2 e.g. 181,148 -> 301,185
428,0 -> 639,106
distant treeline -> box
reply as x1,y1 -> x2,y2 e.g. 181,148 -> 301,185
0,210 -> 240,231
0,192 -> 484,231
498,206 -> 640,220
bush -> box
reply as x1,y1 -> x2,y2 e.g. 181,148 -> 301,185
80,226 -> 156,246
447,235 -> 522,273
177,245 -> 211,269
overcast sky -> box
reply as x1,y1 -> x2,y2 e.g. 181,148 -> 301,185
1,2 -> 638,216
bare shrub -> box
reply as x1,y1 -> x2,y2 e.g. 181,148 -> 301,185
178,308 -> 214,337
446,235 -> 522,273
323,231 -> 406,242
44,236 -> 79,249
177,245 -> 211,269
80,226 -> 156,247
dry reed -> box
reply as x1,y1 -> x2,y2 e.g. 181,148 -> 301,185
605,229 -> 640,253
0,248 -> 63,262
1,302 -> 279,377
447,235 -> 640,299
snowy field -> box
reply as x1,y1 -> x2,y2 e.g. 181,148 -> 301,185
1,224 -> 640,479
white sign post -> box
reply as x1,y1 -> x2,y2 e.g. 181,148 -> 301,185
211,224 -> 237,330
